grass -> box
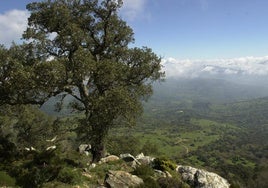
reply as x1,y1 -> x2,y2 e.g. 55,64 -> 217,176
0,171 -> 16,187
227,157 -> 256,169
109,117 -> 235,160
88,159 -> 131,185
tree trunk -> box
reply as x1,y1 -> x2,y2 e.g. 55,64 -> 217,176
91,135 -> 106,163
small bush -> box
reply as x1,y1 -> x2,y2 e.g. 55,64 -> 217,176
133,164 -> 155,179
140,177 -> 160,188
230,181 -> 241,188
157,177 -> 183,188
106,135 -> 141,156
57,167 -> 81,184
0,171 -> 16,187
141,141 -> 161,156
89,160 -> 126,180
133,165 -> 165,188
15,165 -> 60,188
8,150 -> 62,188
153,158 -> 177,172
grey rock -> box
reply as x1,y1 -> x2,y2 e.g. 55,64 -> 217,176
120,153 -> 136,162
120,153 -> 141,167
154,169 -> 172,178
135,153 -> 145,159
79,144 -> 91,155
136,153 -> 155,165
105,170 -> 143,188
177,165 -> 230,188
99,155 -> 120,164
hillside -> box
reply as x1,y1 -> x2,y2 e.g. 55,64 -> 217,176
107,78 -> 268,187
1,78 -> 267,187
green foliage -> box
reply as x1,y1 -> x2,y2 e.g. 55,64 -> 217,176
42,181 -> 75,188
106,134 -> 141,156
133,164 -> 155,178
1,0 -> 164,162
16,166 -> 59,188
0,105 -> 55,148
0,135 -> 18,163
138,177 -> 161,188
89,160 -> 127,183
57,167 -> 82,185
141,140 -> 161,156
1,1 -> 267,186
230,182 -> 241,188
153,158 -> 177,172
157,177 -> 186,188
133,164 -> 188,188
0,171 -> 16,187
0,105 -> 60,164
133,164 -> 160,188
9,150 -> 61,188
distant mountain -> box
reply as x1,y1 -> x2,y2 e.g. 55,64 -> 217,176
149,78 -> 268,105
41,77 -> 268,116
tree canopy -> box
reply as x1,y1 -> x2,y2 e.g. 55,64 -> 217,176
0,0 -> 164,161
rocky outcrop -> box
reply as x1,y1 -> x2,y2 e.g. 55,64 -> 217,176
136,153 -> 155,165
105,170 -> 143,188
83,152 -> 230,188
100,155 -> 120,164
176,165 -> 230,188
120,153 -> 141,168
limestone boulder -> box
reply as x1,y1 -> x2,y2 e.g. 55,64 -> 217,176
176,165 -> 230,188
99,155 -> 120,164
120,153 -> 141,168
136,153 -> 155,165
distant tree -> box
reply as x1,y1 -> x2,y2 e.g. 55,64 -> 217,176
0,0 -> 164,162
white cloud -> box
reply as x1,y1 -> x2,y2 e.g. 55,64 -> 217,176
0,2 -> 147,47
162,56 -> 268,78
120,0 -> 147,20
0,10 -> 29,47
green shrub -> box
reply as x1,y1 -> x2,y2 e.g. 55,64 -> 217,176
157,177 -> 183,188
139,177 -> 160,188
133,164 -> 155,179
43,181 -> 75,188
15,165 -> 60,188
8,150 -> 62,188
0,171 -> 16,187
57,167 -> 81,184
106,135 -> 141,156
89,160 -> 125,180
230,181 -> 241,188
153,158 -> 177,172
141,141 -> 161,156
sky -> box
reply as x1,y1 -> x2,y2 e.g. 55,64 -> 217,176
1,0 -> 268,78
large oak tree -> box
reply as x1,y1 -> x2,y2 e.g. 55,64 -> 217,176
0,0 -> 164,162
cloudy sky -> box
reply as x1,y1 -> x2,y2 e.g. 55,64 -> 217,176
1,0 -> 268,78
